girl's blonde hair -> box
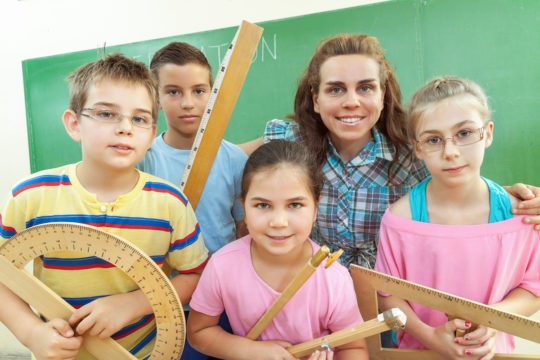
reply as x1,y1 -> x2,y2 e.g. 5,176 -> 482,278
407,76 -> 491,140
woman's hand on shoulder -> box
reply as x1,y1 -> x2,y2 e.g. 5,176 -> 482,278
505,183 -> 540,229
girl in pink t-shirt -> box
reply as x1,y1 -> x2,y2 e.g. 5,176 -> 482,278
375,77 -> 540,359
188,140 -> 368,359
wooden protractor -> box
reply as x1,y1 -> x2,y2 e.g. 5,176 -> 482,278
0,223 -> 185,360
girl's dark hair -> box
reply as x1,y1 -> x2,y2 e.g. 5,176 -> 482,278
291,34 -> 408,183
241,140 -> 323,201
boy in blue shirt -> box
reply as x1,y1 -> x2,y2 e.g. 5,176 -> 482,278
138,41 -> 247,254
138,41 -> 246,360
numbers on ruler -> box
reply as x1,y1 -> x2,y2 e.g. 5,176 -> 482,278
178,28 -> 240,190
364,267 -> 540,327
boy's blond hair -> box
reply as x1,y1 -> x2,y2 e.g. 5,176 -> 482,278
67,53 -> 159,122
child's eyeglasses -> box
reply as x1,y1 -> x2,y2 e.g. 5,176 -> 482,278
79,107 -> 154,129
416,127 -> 485,152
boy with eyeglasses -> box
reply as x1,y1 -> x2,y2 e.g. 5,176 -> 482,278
0,53 -> 209,359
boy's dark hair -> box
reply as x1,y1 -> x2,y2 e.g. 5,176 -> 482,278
67,53 -> 159,122
241,140 -> 323,201
150,42 -> 213,86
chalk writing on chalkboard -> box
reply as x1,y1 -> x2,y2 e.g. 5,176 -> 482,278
201,33 -> 278,64
136,33 -> 278,65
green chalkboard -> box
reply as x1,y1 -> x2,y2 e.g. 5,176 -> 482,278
22,0 -> 540,185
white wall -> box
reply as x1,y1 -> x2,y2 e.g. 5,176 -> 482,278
0,0 -> 383,356
1,0 -> 382,200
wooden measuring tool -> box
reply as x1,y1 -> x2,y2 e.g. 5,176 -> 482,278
287,308 -> 406,358
179,20 -> 263,209
246,246 -> 333,340
0,223 -> 185,360
350,265 -> 540,360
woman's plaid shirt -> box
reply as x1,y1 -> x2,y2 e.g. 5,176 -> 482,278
264,120 -> 429,268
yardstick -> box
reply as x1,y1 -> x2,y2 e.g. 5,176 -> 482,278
0,223 -> 185,360
179,20 -> 263,209
350,265 -> 540,360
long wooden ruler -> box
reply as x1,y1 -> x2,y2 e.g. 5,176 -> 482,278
0,223 -> 185,360
246,246 -> 330,340
350,265 -> 540,360
287,308 -> 406,358
179,20 -> 263,209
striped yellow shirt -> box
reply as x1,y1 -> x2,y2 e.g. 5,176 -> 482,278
1,163 -> 209,359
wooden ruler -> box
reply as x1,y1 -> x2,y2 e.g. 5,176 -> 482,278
350,265 -> 540,360
0,223 -> 185,360
287,308 -> 406,358
179,20 -> 263,209
246,246 -> 331,340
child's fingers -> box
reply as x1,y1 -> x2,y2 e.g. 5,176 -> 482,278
46,319 -> 83,351
308,349 -> 334,360
49,318 -> 75,338
71,311 -> 97,336
461,326 -> 497,346
446,317 -> 472,339
461,338 -> 496,360
69,305 -> 91,330
325,349 -> 334,360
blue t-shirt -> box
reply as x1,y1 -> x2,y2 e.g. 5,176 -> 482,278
409,176 -> 513,223
138,133 -> 247,253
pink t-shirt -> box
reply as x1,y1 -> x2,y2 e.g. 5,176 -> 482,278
375,210 -> 540,352
190,235 -> 363,345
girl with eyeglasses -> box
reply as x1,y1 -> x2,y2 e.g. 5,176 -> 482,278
375,77 -> 540,359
